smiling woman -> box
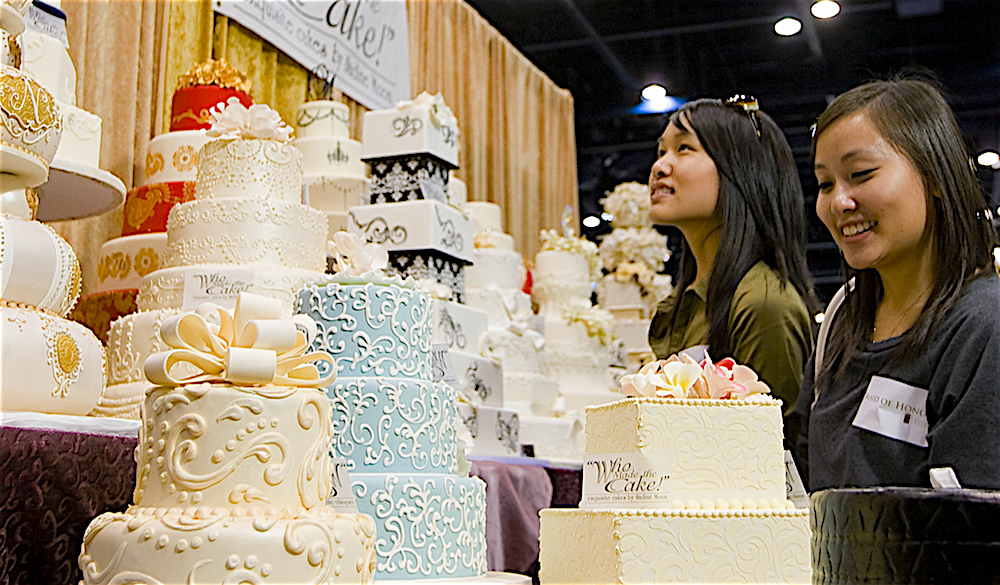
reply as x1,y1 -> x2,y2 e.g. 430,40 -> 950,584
793,78 -> 1000,492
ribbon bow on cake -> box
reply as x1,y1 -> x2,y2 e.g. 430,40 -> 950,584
145,292 -> 335,387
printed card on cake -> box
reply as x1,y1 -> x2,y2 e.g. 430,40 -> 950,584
581,450 -> 672,509
326,457 -> 360,513
182,269 -> 259,309
431,342 -> 462,392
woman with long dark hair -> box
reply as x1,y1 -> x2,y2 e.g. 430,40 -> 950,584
647,96 -> 819,430
793,78 -> 1000,490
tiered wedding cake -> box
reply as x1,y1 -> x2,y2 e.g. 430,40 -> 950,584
539,355 -> 811,583
294,98 -> 368,239
296,237 -> 489,579
78,293 -> 377,583
0,0 -> 106,417
102,100 -> 326,419
73,60 -> 253,345
597,181 -> 672,367
534,229 -> 621,413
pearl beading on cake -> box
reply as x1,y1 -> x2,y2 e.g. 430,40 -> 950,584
195,138 -> 303,203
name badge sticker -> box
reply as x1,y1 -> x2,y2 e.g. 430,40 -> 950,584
326,457 -> 359,513
581,450 -> 672,509
852,376 -> 929,447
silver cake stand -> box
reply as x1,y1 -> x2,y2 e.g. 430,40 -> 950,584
35,157 -> 126,221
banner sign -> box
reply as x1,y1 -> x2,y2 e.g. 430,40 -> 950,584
212,0 -> 411,110
581,450 -> 673,509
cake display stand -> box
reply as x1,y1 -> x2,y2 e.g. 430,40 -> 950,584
0,144 -> 48,187
35,157 -> 126,221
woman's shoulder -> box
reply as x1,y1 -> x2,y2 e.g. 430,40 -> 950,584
943,273 -> 1000,325
732,262 -> 810,315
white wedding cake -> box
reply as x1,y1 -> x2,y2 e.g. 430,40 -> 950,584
0,0 -> 106,418
78,293 -> 377,583
539,356 -> 811,584
103,100 -> 326,419
597,181 -> 672,367
534,230 -> 621,414
294,98 -> 369,239
296,236 -> 489,579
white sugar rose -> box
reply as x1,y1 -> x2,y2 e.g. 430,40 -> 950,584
207,97 -> 293,142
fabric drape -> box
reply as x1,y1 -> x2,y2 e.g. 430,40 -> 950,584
50,0 -> 577,295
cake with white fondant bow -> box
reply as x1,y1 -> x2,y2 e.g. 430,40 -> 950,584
295,234 -> 489,579
539,354 -> 811,584
78,293 -> 377,584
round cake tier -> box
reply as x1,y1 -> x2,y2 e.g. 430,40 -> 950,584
164,199 -> 327,271
53,102 -> 101,167
0,215 -> 81,317
586,397 -> 787,504
195,138 -> 303,203
170,85 -> 252,131
1,64 -> 61,177
533,249 -> 593,309
107,308 -> 181,386
135,383 -> 334,509
329,377 -> 458,474
91,380 -> 146,420
295,100 -> 351,138
296,281 -> 433,381
143,129 -> 209,184
466,248 -> 524,290
0,304 -> 105,416
122,180 -> 196,236
465,201 -> 503,232
481,328 -> 549,374
812,487 -> 1000,583
465,287 -> 532,329
79,506 -> 376,584
20,29 -> 76,106
502,370 -> 560,417
295,135 -> 366,177
544,318 -> 613,372
475,230 -> 515,251
96,232 -> 168,293
137,265 -> 321,315
304,173 -> 368,212
352,473 -> 487,580
448,175 -> 467,207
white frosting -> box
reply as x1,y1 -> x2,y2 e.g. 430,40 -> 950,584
164,199 -> 327,271
457,403 -> 521,457
137,265 -> 321,315
613,318 -> 653,356
465,287 -> 532,330
96,233 -> 168,293
195,138 -> 303,203
361,92 -> 459,166
0,215 -> 81,317
519,414 -> 583,460
106,308 -> 181,385
448,175 -> 467,207
20,29 -> 75,106
533,249 -> 593,311
304,174 -> 368,212
465,201 -> 503,232
431,299 -> 488,354
347,200 -> 477,263
294,100 -> 350,138
0,305 -> 105,416
53,102 -> 101,167
540,508 -> 811,584
466,249 -> 524,291
144,130 -> 210,185
295,136 -> 366,177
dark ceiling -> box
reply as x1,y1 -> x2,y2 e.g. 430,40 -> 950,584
465,0 -> 1000,300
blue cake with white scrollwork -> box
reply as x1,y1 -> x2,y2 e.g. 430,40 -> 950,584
295,271 -> 488,580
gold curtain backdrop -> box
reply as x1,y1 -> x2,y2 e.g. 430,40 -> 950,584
50,0 -> 577,295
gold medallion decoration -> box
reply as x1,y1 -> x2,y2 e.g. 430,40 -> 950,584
0,70 -> 61,138
145,152 -> 164,178
97,251 -> 130,282
134,247 -> 160,277
172,145 -> 197,172
44,322 -> 83,397
125,184 -> 166,229
176,59 -> 252,93
24,187 -> 37,220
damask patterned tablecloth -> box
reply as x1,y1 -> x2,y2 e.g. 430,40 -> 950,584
0,425 -> 136,585
0,423 -> 581,585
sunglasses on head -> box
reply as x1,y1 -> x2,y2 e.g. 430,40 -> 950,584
725,94 -> 762,140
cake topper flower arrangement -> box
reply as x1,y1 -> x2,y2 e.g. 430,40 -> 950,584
539,228 -> 602,282
328,231 -> 389,277
206,97 -> 293,142
601,181 -> 652,229
621,353 -> 770,400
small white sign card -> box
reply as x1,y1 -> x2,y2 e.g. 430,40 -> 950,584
581,450 -> 672,509
326,457 -> 359,512
784,451 -> 809,509
182,269 -> 258,310
430,343 -> 461,392
852,376 -> 930,447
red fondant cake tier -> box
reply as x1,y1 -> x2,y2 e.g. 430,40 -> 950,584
121,181 -> 194,236
170,86 -> 252,131
69,290 -> 138,344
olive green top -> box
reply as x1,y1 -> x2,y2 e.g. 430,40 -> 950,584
648,261 -> 814,416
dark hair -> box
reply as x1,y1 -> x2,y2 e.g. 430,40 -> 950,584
813,77 -> 999,383
664,98 -> 820,358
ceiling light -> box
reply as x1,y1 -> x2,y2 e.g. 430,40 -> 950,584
977,150 -> 999,168
582,215 -> 601,228
774,17 -> 802,36
811,0 -> 840,19
641,84 -> 667,101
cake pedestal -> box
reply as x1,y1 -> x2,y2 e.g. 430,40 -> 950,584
34,158 -> 126,221
0,144 -> 48,187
